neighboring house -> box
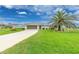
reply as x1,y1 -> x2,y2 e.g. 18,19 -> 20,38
0,23 -> 9,29
0,24 -> 4,29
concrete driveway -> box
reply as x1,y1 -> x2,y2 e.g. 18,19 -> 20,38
0,29 -> 38,52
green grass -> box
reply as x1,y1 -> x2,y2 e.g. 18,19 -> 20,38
0,28 -> 24,35
2,30 -> 79,54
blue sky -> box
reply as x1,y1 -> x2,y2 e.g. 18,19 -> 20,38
0,5 -> 79,24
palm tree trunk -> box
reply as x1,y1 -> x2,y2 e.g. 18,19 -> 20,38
58,25 -> 61,31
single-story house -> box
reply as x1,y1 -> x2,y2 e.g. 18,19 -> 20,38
25,23 -> 50,29
0,23 -> 51,30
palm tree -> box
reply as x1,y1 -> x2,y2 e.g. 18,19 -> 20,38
50,10 -> 77,31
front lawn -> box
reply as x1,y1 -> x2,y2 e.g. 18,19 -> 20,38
2,30 -> 79,54
0,28 -> 24,35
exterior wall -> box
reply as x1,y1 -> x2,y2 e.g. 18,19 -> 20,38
41,25 -> 49,29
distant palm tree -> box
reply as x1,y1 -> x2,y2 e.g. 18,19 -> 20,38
50,10 -> 77,31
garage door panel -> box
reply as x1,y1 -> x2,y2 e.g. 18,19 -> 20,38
27,25 -> 37,29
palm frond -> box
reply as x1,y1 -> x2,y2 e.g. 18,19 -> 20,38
63,20 -> 76,28
50,10 -> 77,31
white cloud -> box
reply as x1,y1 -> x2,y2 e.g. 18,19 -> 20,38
36,12 -> 41,15
74,10 -> 79,15
18,11 -> 27,15
46,11 -> 52,15
3,5 -> 13,9
13,5 -> 28,9
33,5 -> 53,12
3,5 -> 79,13
55,8 -> 63,11
0,17 -> 15,22
73,10 -> 79,18
68,12 -> 73,15
16,15 -> 25,17
65,5 -> 79,11
3,5 -> 29,9
54,8 -> 66,13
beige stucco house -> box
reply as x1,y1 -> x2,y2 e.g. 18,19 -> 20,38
25,23 -> 50,29
0,23 -> 51,30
